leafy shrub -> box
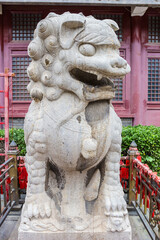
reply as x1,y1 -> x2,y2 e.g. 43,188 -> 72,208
0,125 -> 159,175
0,128 -> 26,156
122,125 -> 160,175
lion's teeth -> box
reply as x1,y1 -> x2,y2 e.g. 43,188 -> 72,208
97,74 -> 102,81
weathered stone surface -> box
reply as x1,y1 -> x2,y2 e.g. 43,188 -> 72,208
19,227 -> 132,240
19,12 -> 131,239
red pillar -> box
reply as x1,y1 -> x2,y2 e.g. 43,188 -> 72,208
131,16 -> 144,125
0,14 -> 4,121
0,14 -> 3,72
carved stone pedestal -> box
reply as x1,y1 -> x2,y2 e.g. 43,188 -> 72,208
18,227 -> 132,240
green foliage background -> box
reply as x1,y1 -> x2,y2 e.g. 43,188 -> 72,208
0,128 -> 26,156
0,125 -> 159,175
122,125 -> 160,175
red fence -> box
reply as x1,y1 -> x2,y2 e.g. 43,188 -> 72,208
0,149 -> 19,226
131,158 -> 160,236
121,142 -> 160,239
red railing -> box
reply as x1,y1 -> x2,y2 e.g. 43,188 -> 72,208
121,142 -> 160,240
0,149 -> 19,226
132,158 -> 160,236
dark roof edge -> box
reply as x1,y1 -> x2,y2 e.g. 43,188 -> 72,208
0,0 -> 160,7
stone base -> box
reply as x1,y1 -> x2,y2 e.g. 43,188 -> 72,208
18,227 -> 132,240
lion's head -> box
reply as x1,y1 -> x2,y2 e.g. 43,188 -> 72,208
27,12 -> 130,102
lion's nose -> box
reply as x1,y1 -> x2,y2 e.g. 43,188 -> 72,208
110,57 -> 127,69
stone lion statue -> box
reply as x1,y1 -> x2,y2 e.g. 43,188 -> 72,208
19,12 -> 131,239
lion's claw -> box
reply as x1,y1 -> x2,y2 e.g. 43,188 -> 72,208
103,191 -> 129,231
24,192 -> 52,219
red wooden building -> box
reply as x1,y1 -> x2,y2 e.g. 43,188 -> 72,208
0,1 -> 160,127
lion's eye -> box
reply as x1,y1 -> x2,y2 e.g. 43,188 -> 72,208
79,44 -> 96,56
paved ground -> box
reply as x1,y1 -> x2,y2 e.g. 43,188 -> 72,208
0,208 -> 151,240
129,210 -> 151,240
0,210 -> 21,240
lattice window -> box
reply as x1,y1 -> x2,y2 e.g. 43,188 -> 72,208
148,16 -> 160,43
93,14 -> 123,41
113,78 -> 123,101
112,50 -> 125,101
12,56 -> 31,101
12,13 -> 42,40
148,58 -> 160,102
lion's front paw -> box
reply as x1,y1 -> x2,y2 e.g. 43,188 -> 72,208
24,191 -> 52,219
103,189 -> 129,231
105,195 -> 127,215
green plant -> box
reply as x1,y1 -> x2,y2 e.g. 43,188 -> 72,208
0,128 -> 26,156
122,125 -> 160,175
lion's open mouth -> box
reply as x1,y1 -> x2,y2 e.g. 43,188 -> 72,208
70,68 -> 116,101
70,68 -> 115,88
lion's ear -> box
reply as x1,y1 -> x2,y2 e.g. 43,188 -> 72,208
59,14 -> 85,49
103,19 -> 119,31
